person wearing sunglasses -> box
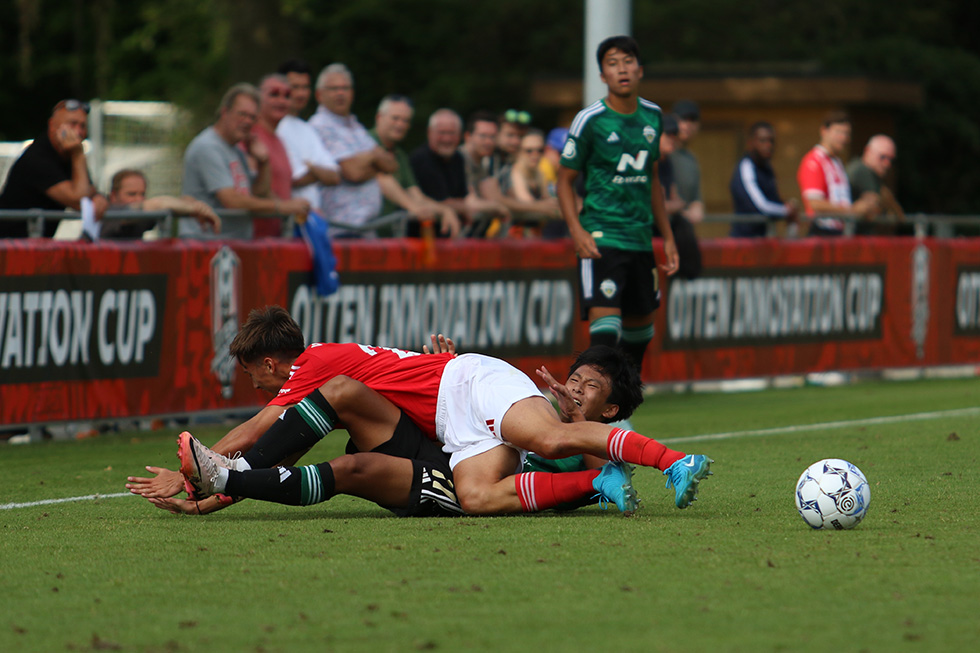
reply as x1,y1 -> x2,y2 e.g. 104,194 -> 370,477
846,134 -> 905,235
0,99 -> 107,238
505,128 -> 562,237
240,74 -> 311,238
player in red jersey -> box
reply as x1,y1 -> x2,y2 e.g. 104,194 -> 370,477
797,111 -> 879,236
130,306 -> 712,514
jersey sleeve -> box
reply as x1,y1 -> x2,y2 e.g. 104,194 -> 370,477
797,154 -> 828,200
268,353 -> 325,406
560,117 -> 590,172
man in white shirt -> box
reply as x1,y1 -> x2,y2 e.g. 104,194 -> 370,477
275,60 -> 341,216
308,63 -> 398,237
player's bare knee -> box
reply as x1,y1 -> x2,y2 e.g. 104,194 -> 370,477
456,485 -> 495,515
317,375 -> 355,406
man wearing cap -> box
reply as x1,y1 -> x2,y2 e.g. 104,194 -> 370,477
668,99 -> 704,225
729,121 -> 799,238
0,99 -> 107,238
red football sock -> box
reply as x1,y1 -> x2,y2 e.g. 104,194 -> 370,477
606,427 -> 684,470
515,470 -> 600,512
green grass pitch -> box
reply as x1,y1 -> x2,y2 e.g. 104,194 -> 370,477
2,376 -> 978,652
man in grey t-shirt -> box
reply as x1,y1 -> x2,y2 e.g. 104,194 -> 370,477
181,83 -> 309,238
668,99 -> 705,225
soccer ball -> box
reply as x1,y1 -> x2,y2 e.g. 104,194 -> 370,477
794,459 -> 870,530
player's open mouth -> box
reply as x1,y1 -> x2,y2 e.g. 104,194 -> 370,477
573,399 -> 582,406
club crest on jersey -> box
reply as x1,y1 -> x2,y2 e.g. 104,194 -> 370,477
562,140 -> 576,159
643,125 -> 657,143
600,278 -> 617,298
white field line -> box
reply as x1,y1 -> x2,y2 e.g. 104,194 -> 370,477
3,406 -> 977,510
1,492 -> 135,511
660,406 -> 980,444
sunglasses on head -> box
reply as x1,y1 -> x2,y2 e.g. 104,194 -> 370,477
504,109 -> 531,125
57,99 -> 90,114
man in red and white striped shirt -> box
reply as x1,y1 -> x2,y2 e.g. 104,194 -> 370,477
796,111 -> 879,236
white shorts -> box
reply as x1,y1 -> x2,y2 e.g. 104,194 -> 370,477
435,354 -> 545,470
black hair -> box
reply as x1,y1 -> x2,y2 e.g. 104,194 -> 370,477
466,110 -> 499,135
822,110 -> 850,128
568,345 -> 643,422
229,305 -> 305,365
277,59 -> 312,77
596,35 -> 641,71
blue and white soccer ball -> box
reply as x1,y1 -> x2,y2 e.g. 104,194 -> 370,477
794,459 -> 870,530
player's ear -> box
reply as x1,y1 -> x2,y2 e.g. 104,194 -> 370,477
602,404 -> 620,421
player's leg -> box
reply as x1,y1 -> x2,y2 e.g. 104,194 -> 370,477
238,375 -> 402,470
618,250 -> 661,372
183,409 -> 464,515
620,311 -> 655,374
499,396 -> 712,509
450,444 -> 636,515
218,452 -> 414,507
579,252 -> 625,349
345,412 -> 463,517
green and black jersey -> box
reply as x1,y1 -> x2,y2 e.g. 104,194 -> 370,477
561,98 -> 664,252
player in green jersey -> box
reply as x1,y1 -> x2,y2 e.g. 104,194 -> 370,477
556,35 -> 679,374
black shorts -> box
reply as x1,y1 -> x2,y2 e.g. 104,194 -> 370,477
345,412 -> 462,517
578,247 -> 661,320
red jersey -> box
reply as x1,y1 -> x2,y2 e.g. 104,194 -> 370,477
244,123 -> 293,238
797,145 -> 851,232
268,343 -> 453,439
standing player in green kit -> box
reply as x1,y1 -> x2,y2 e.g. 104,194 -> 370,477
557,35 -> 679,374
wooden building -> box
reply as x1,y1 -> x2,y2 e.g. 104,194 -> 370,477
532,69 -> 922,236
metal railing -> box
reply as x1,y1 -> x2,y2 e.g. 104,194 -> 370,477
1,209 -> 977,240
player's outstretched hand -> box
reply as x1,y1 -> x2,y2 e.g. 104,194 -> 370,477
423,333 -> 456,355
126,466 -> 184,498
536,365 -> 586,423
147,494 -> 234,515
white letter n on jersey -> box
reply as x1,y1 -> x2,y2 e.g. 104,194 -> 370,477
616,151 -> 648,172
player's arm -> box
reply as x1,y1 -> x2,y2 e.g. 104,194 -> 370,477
651,162 -> 679,276
45,127 -> 98,209
125,404 -> 290,498
211,403 -> 292,456
558,165 -> 599,258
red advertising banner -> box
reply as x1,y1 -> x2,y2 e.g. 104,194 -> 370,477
1,236 -> 978,426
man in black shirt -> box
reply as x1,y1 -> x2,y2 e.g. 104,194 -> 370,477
0,99 -> 107,237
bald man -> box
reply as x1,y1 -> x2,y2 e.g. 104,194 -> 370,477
0,99 -> 107,237
847,135 -> 906,235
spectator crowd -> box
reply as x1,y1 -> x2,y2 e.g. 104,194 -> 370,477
0,60 -> 906,243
